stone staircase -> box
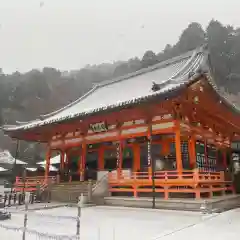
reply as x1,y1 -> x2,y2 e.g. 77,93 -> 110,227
103,195 -> 240,212
51,181 -> 94,203
50,173 -> 110,204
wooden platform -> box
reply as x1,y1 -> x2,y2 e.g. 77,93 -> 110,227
108,170 -> 233,199
104,195 -> 240,212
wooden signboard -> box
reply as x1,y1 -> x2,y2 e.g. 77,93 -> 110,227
89,122 -> 108,133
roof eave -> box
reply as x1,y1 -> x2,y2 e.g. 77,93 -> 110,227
3,73 -> 206,135
204,53 -> 240,115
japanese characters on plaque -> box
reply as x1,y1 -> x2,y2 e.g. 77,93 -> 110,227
152,114 -> 172,122
89,122 -> 108,133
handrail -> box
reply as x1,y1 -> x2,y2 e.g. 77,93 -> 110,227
108,170 -> 224,182
92,168 -> 120,193
108,169 -> 230,199
16,176 -> 56,183
92,172 -> 109,193
14,176 -> 55,192
15,176 -> 57,192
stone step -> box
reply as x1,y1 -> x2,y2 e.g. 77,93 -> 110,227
51,182 -> 90,189
51,190 -> 88,203
52,185 -> 87,188
51,188 -> 88,192
50,181 -> 91,203
52,185 -> 88,188
56,181 -> 96,186
103,195 -> 240,212
51,189 -> 88,192
52,186 -> 88,190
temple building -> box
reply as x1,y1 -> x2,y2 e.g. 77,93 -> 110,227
3,45 -> 240,199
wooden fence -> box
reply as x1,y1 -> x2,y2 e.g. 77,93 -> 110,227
108,170 -> 234,199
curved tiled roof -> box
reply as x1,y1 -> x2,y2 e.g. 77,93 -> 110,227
3,45 -> 232,132
204,55 -> 240,114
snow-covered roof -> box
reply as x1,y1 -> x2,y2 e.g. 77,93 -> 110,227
3,45 -> 238,133
0,150 -> 27,165
36,155 -> 61,165
26,167 -> 37,172
0,167 -> 8,172
26,165 -> 58,172
41,165 -> 58,172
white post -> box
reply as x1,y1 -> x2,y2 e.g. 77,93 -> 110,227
98,227 -> 101,240
112,226 -> 115,240
76,194 -> 84,239
22,192 -> 30,240
200,200 -> 208,214
88,180 -> 93,203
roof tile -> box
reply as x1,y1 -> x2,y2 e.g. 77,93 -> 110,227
2,46 -> 213,132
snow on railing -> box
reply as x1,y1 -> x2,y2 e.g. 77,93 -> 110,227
108,170 -> 224,182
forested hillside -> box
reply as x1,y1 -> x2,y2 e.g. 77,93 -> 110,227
1,19 -> 240,161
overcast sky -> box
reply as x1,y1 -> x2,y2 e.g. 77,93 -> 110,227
0,0 -> 239,73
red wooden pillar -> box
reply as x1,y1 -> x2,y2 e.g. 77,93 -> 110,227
57,149 -> 65,183
98,146 -> 105,170
119,141 -> 123,173
79,148 -> 82,181
175,121 -> 183,174
80,142 -> 87,181
188,138 -> 193,168
65,150 -> 69,167
133,144 -> 140,172
162,140 -> 170,156
60,150 -> 65,171
147,127 -> 152,179
45,147 -> 51,180
188,135 -> 196,169
116,140 -> 123,176
204,139 -> 208,171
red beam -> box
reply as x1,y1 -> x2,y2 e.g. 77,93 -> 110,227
15,100 -> 174,142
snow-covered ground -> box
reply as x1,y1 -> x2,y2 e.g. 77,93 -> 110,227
0,205 -> 239,239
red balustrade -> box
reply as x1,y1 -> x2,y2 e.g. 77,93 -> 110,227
14,176 -> 56,192
108,170 -> 233,199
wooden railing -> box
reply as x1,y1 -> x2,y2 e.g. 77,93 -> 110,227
109,170 -> 224,181
92,172 -> 108,193
108,170 -> 233,199
14,176 -> 56,192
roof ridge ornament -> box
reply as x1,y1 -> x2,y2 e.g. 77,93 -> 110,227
151,81 -> 161,92
188,71 -> 195,79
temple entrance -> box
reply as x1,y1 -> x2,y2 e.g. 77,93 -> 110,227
122,147 -> 134,169
140,142 -> 174,171
104,148 -> 117,171
68,153 -> 80,182
85,151 -> 98,180
66,147 -> 99,181
103,145 -> 134,171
